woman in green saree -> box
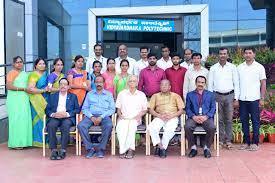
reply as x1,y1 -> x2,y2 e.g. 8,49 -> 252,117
47,58 -> 64,93
6,56 -> 32,149
28,58 -> 49,147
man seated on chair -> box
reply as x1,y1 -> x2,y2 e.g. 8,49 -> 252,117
116,75 -> 147,159
45,78 -> 80,160
78,75 -> 115,158
148,79 -> 184,158
185,75 -> 216,158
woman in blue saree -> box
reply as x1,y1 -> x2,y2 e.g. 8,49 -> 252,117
28,58 -> 49,147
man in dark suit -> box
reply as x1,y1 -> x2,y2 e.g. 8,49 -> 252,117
184,75 -> 216,158
46,78 -> 80,160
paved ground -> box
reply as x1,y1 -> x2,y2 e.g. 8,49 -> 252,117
0,143 -> 274,183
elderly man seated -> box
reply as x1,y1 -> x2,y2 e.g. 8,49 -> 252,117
116,75 -> 147,159
148,79 -> 184,158
184,75 -> 216,158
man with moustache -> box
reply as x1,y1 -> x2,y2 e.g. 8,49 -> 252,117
115,44 -> 136,74
165,53 -> 187,98
46,78 -> 80,160
183,53 -> 208,101
185,76 -> 216,158
208,47 -> 239,150
78,75 -> 115,158
86,44 -> 107,73
133,46 -> 149,76
138,53 -> 166,98
157,46 -> 173,70
180,48 -> 193,70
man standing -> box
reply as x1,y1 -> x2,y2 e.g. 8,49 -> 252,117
116,75 -> 147,159
46,78 -> 80,160
133,46 -> 149,76
78,75 -> 115,158
208,47 -> 239,149
165,53 -> 187,98
157,46 -> 173,70
149,80 -> 184,158
115,44 -> 136,74
180,48 -> 193,70
86,44 -> 107,73
238,47 -> 266,151
185,76 -> 216,158
183,53 -> 208,101
88,60 -> 102,91
138,53 -> 166,98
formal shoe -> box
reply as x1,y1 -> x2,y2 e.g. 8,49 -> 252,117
125,150 -> 134,159
188,149 -> 198,158
58,150 -> 66,160
86,148 -> 96,159
96,150 -> 105,158
204,149 -> 211,158
159,149 -> 167,158
50,150 -> 59,160
154,147 -> 160,157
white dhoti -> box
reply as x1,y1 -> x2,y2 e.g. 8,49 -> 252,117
148,117 -> 178,150
116,119 -> 138,154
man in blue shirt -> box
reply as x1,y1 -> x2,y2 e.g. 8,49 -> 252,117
184,75 -> 216,158
78,75 -> 115,158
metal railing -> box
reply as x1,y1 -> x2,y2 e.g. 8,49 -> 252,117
0,59 -> 54,97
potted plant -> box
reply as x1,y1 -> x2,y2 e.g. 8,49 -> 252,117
267,124 -> 275,143
232,120 -> 243,143
259,125 -> 266,143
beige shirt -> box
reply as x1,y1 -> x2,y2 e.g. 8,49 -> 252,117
116,89 -> 147,120
149,92 -> 184,115
180,61 -> 193,70
183,66 -> 209,100
237,61 -> 266,101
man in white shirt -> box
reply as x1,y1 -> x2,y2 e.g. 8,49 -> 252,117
86,44 -> 107,74
208,47 -> 239,149
46,78 -> 80,160
183,52 -> 209,101
115,44 -> 136,74
116,75 -> 147,159
133,46 -> 149,76
238,47 -> 266,151
180,48 -> 193,70
157,46 -> 173,70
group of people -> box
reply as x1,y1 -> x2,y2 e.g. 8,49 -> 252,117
6,43 -> 266,160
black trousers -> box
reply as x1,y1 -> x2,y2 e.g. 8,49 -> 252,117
184,118 -> 216,148
47,118 -> 73,150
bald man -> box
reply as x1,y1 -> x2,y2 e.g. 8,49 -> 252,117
116,75 -> 147,159
115,44 -> 136,74
148,79 -> 184,158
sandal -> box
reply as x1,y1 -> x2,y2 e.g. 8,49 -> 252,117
125,150 -> 134,159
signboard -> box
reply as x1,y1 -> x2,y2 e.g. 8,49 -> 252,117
103,18 -> 175,33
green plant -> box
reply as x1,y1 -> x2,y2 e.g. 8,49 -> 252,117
267,124 -> 275,134
264,92 -> 275,112
255,47 -> 275,64
231,47 -> 244,66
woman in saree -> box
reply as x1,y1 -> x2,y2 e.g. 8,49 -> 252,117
6,56 -> 32,149
28,58 -> 49,147
102,58 -> 116,96
47,58 -> 64,93
114,59 -> 130,100
67,55 -> 90,107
